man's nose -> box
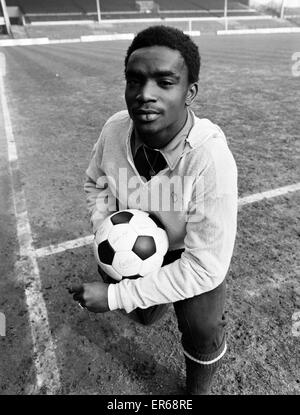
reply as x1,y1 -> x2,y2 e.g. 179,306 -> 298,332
136,80 -> 157,102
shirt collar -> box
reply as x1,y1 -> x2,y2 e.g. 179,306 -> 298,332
131,108 -> 194,171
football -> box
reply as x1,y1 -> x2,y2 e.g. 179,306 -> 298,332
93,209 -> 169,281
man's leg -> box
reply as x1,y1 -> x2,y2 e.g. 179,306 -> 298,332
173,280 -> 227,395
128,249 -> 185,325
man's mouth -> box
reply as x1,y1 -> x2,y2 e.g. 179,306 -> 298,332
133,109 -> 160,122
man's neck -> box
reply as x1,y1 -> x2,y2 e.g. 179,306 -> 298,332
134,108 -> 189,150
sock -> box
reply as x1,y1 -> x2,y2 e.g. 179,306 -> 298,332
185,355 -> 222,395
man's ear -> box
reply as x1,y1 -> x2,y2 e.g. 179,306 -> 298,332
185,82 -> 198,107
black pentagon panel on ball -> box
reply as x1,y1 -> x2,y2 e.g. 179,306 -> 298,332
132,236 -> 156,260
98,240 -> 115,265
110,211 -> 134,225
148,213 -> 165,230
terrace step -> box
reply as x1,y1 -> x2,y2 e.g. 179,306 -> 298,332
11,24 -> 28,38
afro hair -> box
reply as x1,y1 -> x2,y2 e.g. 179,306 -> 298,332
124,25 -> 201,84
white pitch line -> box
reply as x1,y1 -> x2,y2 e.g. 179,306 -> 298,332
34,181 -> 300,259
35,235 -> 94,258
0,52 -> 61,394
238,182 -> 300,207
292,311 -> 300,337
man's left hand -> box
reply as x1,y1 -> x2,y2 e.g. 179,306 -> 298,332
69,281 -> 109,313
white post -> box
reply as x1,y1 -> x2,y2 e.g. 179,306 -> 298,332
224,0 -> 228,31
188,19 -> 192,33
96,0 -> 101,23
280,0 -> 286,19
0,0 -> 12,36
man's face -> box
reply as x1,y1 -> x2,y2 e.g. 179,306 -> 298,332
125,46 -> 197,148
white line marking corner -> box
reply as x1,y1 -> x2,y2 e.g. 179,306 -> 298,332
0,52 -> 6,77
0,57 -> 61,394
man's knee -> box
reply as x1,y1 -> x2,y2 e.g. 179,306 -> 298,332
174,283 -> 227,355
133,304 -> 169,326
192,318 -> 225,347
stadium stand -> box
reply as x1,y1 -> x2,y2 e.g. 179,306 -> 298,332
6,0 -> 82,14
284,6 -> 300,26
157,0 -> 249,11
5,0 -> 261,22
77,0 -> 137,13
0,8 -> 5,34
5,0 -> 137,15
1,0 -> 298,39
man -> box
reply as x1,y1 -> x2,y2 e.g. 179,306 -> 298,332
70,25 -> 238,395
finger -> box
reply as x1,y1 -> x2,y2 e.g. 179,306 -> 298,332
68,285 -> 83,294
73,292 -> 83,302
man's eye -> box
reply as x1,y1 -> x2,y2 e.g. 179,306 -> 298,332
159,80 -> 174,87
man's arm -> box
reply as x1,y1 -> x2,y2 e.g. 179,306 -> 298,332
108,150 -> 238,313
74,126 -> 237,315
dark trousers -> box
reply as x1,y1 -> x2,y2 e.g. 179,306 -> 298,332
98,249 -> 227,394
